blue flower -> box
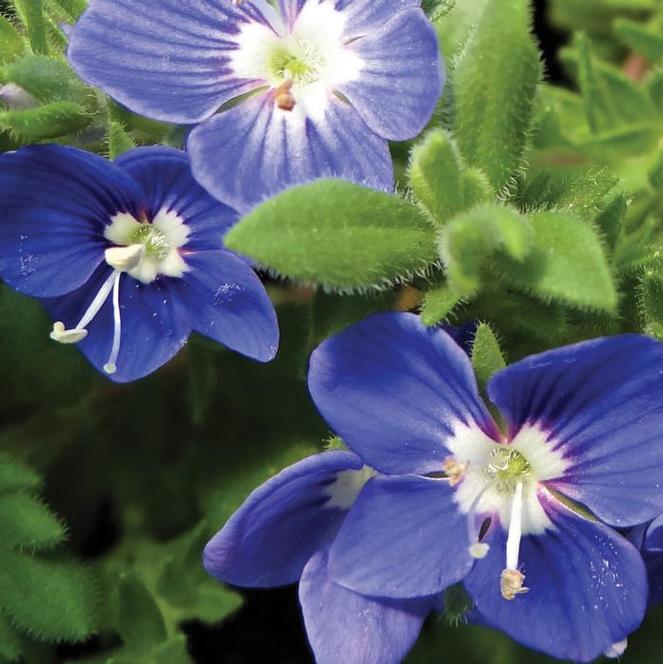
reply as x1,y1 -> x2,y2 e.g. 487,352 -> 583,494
308,312 -> 663,662
630,515 -> 663,607
0,145 -> 278,383
67,0 -> 443,211
203,451 -> 437,664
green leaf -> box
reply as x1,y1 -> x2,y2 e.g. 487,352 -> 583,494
502,210 -> 618,312
648,148 -> 663,189
471,323 -> 506,391
115,573 -> 167,654
0,16 -> 25,63
4,55 -> 90,105
13,0 -> 47,54
0,454 -> 40,495
109,121 -> 136,160
640,267 -> 663,340
0,613 -> 22,662
647,68 -> 663,114
0,552 -> 99,642
0,494 -> 65,551
440,204 -> 533,296
225,179 -> 438,291
409,129 -> 492,225
453,0 -> 542,192
107,635 -> 191,664
420,284 -> 463,326
614,19 -> 663,62
45,0 -> 87,22
0,101 -> 91,140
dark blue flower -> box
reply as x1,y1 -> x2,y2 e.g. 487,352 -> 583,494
67,0 -> 443,211
308,312 -> 663,662
0,145 -> 278,383
203,451 -> 436,664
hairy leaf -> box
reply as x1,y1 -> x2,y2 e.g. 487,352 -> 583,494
471,322 -> 506,391
225,180 -> 438,291
0,101 -> 91,141
13,0 -> 47,54
453,0 -> 542,191
0,494 -> 65,551
420,284 -> 463,327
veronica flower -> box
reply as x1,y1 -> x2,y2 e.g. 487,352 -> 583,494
0,145 -> 278,382
203,451 -> 435,664
67,0 -> 443,211
308,312 -> 663,662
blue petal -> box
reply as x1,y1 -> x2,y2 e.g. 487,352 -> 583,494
308,312 -> 497,476
335,0 -> 422,41
337,9 -> 443,141
489,335 -> 663,526
0,145 -> 141,298
299,549 -> 433,664
465,499 -> 647,662
328,475 -> 473,599
176,251 -> 278,363
43,266 -> 191,383
641,515 -> 663,605
204,451 -> 363,588
188,92 -> 392,213
68,0 -> 278,124
115,147 -> 239,251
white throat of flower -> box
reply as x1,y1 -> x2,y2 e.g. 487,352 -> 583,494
444,423 -> 569,601
50,209 -> 190,374
230,1 -> 362,118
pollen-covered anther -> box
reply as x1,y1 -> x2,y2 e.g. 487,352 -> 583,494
500,568 -> 529,601
50,321 -> 88,344
469,542 -> 490,559
274,79 -> 296,111
105,243 -> 145,272
443,457 -> 466,486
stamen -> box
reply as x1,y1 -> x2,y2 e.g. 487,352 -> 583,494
443,456 -> 466,486
103,271 -> 123,375
51,269 -> 118,345
501,481 -> 529,600
274,79 -> 296,111
604,639 -> 628,659
466,484 -> 491,559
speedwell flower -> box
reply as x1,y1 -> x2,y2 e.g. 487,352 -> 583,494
203,451 -> 435,664
67,0 -> 443,211
308,312 -> 663,662
0,145 -> 278,382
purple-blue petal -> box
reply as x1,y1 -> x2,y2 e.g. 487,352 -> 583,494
204,451 -> 363,588
0,145 -> 141,298
337,8 -> 443,141
299,549 -> 433,664
328,475 -> 473,599
465,498 -> 647,662
308,312 -> 498,476
489,335 -> 663,527
176,251 -> 278,363
68,0 -> 267,124
115,147 -> 239,251
335,0 -> 422,41
43,266 -> 191,383
187,92 -> 393,213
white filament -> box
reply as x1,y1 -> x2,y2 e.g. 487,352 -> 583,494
506,481 -> 524,571
102,271 -> 123,375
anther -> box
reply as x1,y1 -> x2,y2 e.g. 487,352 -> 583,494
443,456 -> 466,486
275,79 -> 296,111
469,542 -> 490,559
500,569 -> 529,601
105,244 -> 145,272
50,322 -> 88,344
604,639 -> 628,659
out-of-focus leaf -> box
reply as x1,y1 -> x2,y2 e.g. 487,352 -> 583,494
0,454 -> 40,495
614,18 -> 663,62
420,284 -> 463,327
0,16 -> 25,63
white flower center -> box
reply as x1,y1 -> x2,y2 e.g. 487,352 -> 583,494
230,1 -> 362,119
444,423 -> 570,600
49,208 -> 190,375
